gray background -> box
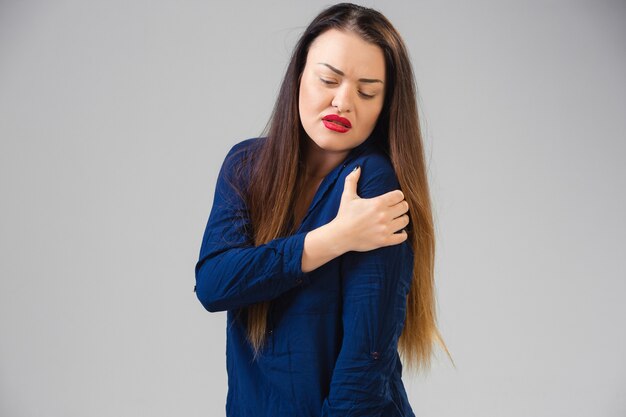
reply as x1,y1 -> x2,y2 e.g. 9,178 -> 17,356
1,0 -> 624,416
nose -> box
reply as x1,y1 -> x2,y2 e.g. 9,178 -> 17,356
331,84 -> 353,113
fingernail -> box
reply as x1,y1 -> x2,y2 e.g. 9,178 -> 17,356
351,164 -> 360,172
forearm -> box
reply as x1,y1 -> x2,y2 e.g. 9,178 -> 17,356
301,220 -> 350,273
195,232 -> 309,312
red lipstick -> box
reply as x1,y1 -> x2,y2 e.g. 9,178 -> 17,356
322,114 -> 352,133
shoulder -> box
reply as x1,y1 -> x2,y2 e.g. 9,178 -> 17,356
226,136 -> 264,161
346,142 -> 400,199
341,143 -> 414,270
222,137 -> 265,172
218,137 -> 265,191
232,136 -> 264,151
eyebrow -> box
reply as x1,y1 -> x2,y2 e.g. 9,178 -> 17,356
316,62 -> 384,84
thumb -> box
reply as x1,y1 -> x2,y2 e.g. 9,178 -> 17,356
342,165 -> 361,199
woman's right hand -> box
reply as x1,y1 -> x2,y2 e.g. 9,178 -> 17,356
331,166 -> 410,253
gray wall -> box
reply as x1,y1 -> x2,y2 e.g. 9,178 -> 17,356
1,1 -> 624,416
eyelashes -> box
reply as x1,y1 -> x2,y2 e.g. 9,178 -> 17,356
319,78 -> 376,99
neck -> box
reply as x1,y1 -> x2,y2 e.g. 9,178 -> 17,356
301,140 -> 349,179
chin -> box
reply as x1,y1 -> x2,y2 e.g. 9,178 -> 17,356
310,132 -> 348,147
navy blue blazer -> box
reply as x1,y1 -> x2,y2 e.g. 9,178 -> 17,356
195,133 -> 415,417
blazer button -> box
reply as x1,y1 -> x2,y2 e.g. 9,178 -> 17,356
371,351 -> 380,360
268,329 -> 273,334
296,278 -> 303,285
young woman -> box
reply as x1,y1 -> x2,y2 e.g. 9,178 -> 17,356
195,3 -> 452,416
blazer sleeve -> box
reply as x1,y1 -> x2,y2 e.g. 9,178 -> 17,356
194,141 -> 311,313
320,159 -> 415,416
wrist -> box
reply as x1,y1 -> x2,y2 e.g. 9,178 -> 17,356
324,219 -> 350,257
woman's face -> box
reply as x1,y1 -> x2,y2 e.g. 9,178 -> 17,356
298,28 -> 386,154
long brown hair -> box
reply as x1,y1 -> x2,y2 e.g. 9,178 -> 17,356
229,2 -> 453,374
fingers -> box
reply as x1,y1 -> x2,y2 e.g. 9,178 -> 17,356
378,213 -> 410,248
378,189 -> 405,206
390,199 -> 409,219
383,228 -> 408,246
372,189 -> 410,230
342,165 -> 361,199
390,213 -> 410,233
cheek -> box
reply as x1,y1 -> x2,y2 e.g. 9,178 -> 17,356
363,106 -> 383,128
300,84 -> 324,114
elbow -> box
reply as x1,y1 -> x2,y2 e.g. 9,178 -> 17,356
194,260 -> 230,313
196,292 -> 221,313
195,279 -> 230,313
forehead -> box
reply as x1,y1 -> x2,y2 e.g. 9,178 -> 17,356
306,29 -> 385,78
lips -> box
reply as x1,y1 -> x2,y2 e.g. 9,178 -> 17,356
322,114 -> 352,129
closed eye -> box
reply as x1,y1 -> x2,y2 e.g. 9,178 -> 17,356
319,78 -> 376,99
